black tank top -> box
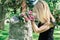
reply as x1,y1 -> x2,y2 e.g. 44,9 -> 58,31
38,22 -> 55,40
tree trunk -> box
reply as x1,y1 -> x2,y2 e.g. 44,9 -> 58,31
9,20 -> 32,40
0,4 -> 6,30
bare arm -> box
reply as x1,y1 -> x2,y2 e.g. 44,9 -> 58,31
31,13 -> 55,33
31,21 -> 51,33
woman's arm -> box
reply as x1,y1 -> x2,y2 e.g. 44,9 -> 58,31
31,21 -> 51,33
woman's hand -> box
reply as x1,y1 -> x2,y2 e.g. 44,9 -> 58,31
28,15 -> 35,21
20,10 -> 35,22
28,10 -> 35,21
21,13 -> 35,22
21,13 -> 29,22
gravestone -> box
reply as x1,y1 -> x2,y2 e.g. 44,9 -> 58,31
9,17 -> 32,40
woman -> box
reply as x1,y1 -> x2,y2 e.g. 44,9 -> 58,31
21,0 -> 55,40
31,0 -> 55,40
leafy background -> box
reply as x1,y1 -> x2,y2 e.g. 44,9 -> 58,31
0,0 -> 60,40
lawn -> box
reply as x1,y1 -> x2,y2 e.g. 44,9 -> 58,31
0,22 -> 60,40
0,23 -> 9,40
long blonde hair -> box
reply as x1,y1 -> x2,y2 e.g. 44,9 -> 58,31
33,0 -> 51,23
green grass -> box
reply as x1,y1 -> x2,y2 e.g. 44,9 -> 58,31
0,23 -> 9,40
33,33 -> 39,40
0,23 -> 60,40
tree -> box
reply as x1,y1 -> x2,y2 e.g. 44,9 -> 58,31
0,0 -> 7,30
0,0 -> 33,40
8,0 -> 33,40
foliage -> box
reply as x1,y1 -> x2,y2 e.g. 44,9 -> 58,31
45,0 -> 60,25
0,0 -> 60,40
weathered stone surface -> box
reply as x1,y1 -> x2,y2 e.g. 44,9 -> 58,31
9,20 -> 32,40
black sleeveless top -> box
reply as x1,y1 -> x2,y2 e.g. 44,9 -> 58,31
38,22 -> 55,40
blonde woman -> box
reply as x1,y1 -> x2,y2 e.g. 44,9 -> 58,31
31,0 -> 55,40
21,0 -> 55,40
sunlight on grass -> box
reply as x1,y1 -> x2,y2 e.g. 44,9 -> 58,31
33,33 -> 39,40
